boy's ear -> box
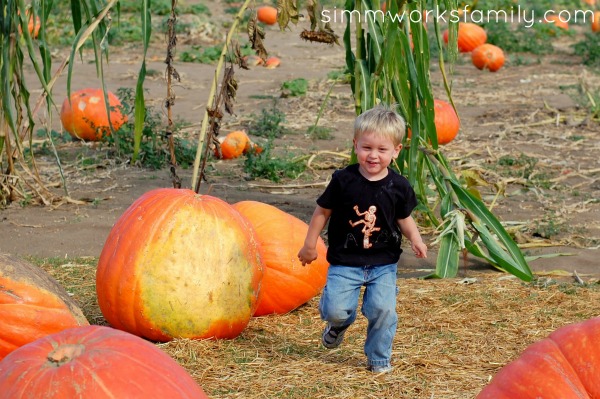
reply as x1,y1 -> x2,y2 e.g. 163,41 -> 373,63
394,143 -> 403,155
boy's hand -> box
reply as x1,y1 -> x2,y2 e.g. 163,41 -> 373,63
297,246 -> 318,266
411,240 -> 428,259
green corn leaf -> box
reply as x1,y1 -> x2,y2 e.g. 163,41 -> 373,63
449,180 -> 533,281
131,0 -> 151,163
427,232 -> 459,279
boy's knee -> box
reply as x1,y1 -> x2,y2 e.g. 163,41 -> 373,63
321,304 -> 353,324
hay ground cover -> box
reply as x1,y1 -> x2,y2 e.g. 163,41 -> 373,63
37,258 -> 600,398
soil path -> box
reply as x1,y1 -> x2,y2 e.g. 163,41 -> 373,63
1,3 -> 599,281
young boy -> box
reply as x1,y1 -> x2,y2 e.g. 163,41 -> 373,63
298,104 -> 427,374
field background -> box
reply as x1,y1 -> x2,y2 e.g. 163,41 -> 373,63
1,0 -> 600,397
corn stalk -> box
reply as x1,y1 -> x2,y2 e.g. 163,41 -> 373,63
342,0 -> 532,281
1,0 -> 150,205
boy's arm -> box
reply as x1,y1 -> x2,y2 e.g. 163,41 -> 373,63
298,205 -> 332,266
397,215 -> 427,258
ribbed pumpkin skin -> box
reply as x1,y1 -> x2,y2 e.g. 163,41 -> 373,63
0,254 -> 89,360
96,188 -> 263,341
232,201 -> 329,316
471,44 -> 505,72
0,325 -> 209,398
477,317 -> 600,398
60,88 -> 127,141
443,22 -> 487,52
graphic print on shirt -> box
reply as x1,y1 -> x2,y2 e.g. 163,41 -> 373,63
349,205 -> 380,249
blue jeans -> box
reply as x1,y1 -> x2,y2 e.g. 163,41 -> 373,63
319,263 -> 398,368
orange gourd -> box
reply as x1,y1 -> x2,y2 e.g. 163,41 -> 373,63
545,14 -> 569,30
408,99 -> 460,145
0,325 -> 209,398
0,254 -> 89,360
220,130 -> 250,159
96,188 -> 263,341
592,11 -> 600,32
60,88 -> 128,141
471,43 -> 505,72
18,9 -> 40,38
232,201 -> 329,316
477,317 -> 600,398
264,56 -> 281,69
443,22 -> 487,52
257,6 -> 277,25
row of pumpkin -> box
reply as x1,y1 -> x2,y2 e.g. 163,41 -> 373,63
0,189 -> 329,397
3,189 -> 600,397
58,88 -> 462,156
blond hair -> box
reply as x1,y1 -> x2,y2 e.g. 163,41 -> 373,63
354,104 -> 406,146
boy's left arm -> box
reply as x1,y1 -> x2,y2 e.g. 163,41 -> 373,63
397,216 -> 427,258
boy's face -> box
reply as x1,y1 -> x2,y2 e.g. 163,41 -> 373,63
353,132 -> 402,181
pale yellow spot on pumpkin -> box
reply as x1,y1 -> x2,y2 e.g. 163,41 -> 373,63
88,96 -> 101,104
138,204 -> 258,338
77,100 -> 87,112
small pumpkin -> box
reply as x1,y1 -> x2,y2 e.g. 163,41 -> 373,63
443,22 -> 487,52
18,9 -> 41,38
220,130 -> 250,159
232,201 -> 329,316
0,254 -> 89,360
60,88 -> 128,141
407,99 -> 460,145
477,317 -> 600,398
545,14 -> 569,30
264,56 -> 281,69
257,6 -> 277,25
0,325 -> 209,398
96,188 -> 263,342
592,11 -> 600,32
471,43 -> 505,72
244,54 -> 265,67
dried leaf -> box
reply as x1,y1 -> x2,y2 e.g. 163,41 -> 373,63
232,40 -> 249,70
462,169 -> 490,188
223,66 -> 237,115
299,29 -> 339,45
306,0 -> 317,31
247,16 -> 268,61
277,0 -> 299,30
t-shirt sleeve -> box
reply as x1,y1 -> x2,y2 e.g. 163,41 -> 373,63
316,170 -> 341,210
395,178 -> 418,220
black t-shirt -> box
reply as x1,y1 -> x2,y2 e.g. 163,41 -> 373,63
317,164 -> 418,266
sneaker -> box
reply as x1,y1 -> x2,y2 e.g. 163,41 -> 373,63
367,364 -> 393,374
321,324 -> 349,349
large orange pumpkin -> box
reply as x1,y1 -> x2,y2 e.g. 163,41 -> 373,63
96,188 -> 263,341
60,88 -> 128,141
477,317 -> 600,398
443,22 -> 487,52
0,325 -> 209,398
257,6 -> 277,25
0,254 -> 89,360
471,43 -> 505,72
232,201 -> 329,316
408,99 -> 460,145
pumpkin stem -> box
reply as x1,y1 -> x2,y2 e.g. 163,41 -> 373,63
47,344 -> 86,366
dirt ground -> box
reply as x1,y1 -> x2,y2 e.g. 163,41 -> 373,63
1,2 -> 599,282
